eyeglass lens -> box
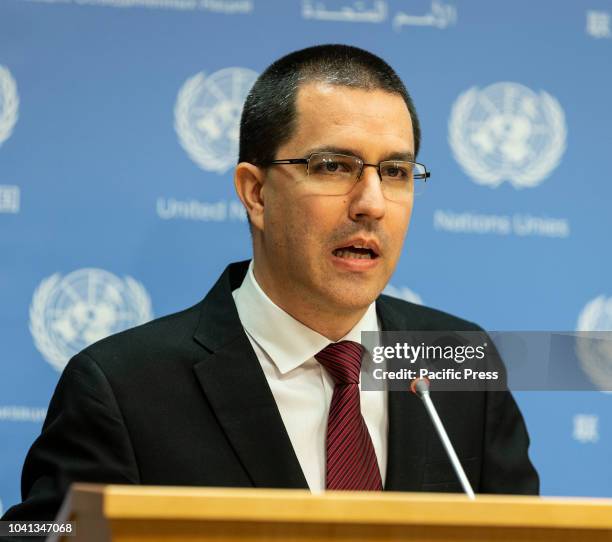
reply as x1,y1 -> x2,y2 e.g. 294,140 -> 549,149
305,153 -> 426,199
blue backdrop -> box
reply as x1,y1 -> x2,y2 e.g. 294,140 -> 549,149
1,0 -> 611,512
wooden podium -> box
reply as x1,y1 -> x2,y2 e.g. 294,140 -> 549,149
52,484 -> 612,542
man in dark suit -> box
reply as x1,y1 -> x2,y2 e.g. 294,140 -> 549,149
2,44 -> 538,524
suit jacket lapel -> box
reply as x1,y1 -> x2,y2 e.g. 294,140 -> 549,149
377,295 -> 430,491
190,261 -> 431,492
192,261 -> 308,489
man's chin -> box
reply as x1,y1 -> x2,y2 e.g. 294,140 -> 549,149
327,265 -> 389,297
322,283 -> 383,313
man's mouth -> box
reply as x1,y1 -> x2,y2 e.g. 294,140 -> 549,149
332,246 -> 379,260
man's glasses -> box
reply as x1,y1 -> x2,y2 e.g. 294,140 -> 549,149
263,152 -> 430,202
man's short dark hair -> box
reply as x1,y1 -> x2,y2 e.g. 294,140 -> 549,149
238,44 -> 421,166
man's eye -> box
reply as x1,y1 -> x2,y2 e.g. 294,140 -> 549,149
382,165 -> 410,178
313,158 -> 353,175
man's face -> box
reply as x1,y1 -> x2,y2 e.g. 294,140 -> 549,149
257,82 -> 414,317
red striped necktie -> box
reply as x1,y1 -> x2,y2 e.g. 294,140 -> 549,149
315,341 -> 383,491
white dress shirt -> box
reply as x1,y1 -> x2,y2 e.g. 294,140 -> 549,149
232,262 -> 387,492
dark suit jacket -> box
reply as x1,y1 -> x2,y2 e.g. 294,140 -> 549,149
2,260 -> 538,524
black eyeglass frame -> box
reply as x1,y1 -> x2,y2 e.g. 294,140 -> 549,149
262,153 -> 431,183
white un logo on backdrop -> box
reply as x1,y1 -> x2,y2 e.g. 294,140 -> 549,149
576,295 -> 612,393
449,82 -> 566,189
29,269 -> 153,371
0,65 -> 19,148
383,284 -> 423,305
174,67 -> 259,173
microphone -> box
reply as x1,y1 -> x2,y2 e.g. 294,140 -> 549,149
411,377 -> 476,500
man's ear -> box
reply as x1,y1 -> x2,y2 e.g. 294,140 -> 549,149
234,162 -> 266,232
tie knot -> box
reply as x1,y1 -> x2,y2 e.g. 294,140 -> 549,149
315,340 -> 364,385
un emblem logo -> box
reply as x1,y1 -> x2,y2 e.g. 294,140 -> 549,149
576,295 -> 612,393
29,269 -> 154,371
174,67 -> 259,173
0,65 -> 19,148
449,82 -> 566,188
383,284 -> 423,305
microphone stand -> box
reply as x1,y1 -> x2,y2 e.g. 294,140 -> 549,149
412,377 -> 476,500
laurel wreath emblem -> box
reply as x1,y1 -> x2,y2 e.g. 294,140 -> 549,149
576,296 -> 612,394
174,68 -> 258,174
383,284 -> 423,305
29,270 -> 153,372
449,84 -> 566,189
174,72 -> 220,171
0,65 -> 19,147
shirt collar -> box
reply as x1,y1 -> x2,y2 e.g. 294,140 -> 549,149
232,261 -> 379,375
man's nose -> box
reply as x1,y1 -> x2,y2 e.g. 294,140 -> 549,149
348,164 -> 386,221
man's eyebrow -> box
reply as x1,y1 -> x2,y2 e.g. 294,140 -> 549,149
383,151 -> 415,162
301,146 -> 415,162
302,145 -> 360,158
